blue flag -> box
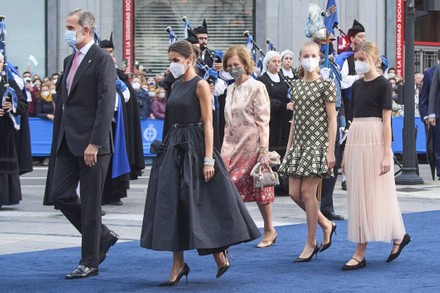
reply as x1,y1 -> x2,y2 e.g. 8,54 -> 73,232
167,26 -> 177,45
183,19 -> 190,39
323,0 -> 338,35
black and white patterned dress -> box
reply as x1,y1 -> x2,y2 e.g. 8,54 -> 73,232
278,77 -> 336,178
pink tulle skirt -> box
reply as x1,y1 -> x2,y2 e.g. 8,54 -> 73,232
345,117 -> 406,243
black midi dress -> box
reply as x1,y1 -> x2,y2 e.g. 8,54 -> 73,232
140,76 -> 260,254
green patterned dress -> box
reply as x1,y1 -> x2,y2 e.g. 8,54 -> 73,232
278,77 -> 336,178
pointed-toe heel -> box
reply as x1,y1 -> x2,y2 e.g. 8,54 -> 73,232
256,232 -> 278,248
159,263 -> 190,287
216,250 -> 233,279
319,222 -> 337,252
294,243 -> 319,262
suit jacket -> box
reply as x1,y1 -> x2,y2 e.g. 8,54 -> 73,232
419,66 -> 435,119
55,44 -> 116,157
428,64 -> 440,117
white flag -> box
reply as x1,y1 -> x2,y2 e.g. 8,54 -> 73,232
28,55 -> 38,66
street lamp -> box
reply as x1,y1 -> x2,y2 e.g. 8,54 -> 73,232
395,0 -> 424,185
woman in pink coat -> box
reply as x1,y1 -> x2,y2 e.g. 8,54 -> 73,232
221,45 -> 277,248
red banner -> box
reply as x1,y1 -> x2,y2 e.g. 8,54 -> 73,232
123,0 -> 134,75
396,0 -> 404,76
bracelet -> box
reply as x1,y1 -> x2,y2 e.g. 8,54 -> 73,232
259,147 -> 268,154
204,157 -> 215,166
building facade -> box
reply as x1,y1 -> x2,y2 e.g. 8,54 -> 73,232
1,0 -> 438,78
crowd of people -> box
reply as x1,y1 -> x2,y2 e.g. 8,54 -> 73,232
3,7 -> 440,286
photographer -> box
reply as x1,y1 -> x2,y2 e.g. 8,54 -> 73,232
22,71 -> 39,116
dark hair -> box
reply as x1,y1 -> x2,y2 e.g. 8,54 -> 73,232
437,49 -> 440,61
23,71 -> 31,76
168,40 -> 197,60
388,67 -> 396,72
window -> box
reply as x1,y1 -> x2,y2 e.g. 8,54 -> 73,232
134,0 -> 254,76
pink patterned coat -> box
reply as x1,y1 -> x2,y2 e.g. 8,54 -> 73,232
221,78 -> 274,204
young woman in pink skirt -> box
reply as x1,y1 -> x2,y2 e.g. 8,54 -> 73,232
341,41 -> 411,270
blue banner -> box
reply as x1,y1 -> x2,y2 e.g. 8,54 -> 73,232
140,118 -> 164,157
27,117 -> 424,156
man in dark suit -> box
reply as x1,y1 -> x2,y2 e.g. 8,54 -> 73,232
51,9 -> 118,279
421,49 -> 440,179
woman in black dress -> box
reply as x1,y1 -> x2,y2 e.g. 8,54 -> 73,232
140,40 -> 260,286
257,51 -> 290,153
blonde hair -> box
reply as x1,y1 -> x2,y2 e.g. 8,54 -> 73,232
354,40 -> 380,66
298,41 -> 320,78
223,45 -> 254,75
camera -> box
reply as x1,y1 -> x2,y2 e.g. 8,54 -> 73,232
206,75 -> 216,84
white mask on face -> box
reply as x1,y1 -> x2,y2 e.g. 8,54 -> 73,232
41,91 -> 50,97
301,57 -> 320,73
355,61 -> 371,75
158,93 -> 166,99
169,62 -> 186,78
51,89 -> 57,94
132,82 -> 141,90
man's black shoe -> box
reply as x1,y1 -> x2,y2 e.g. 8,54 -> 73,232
65,265 -> 98,279
322,211 -> 345,221
99,230 -> 119,264
341,180 -> 347,191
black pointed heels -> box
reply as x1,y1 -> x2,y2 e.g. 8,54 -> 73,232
216,250 -> 232,278
319,221 -> 337,252
294,243 -> 319,262
159,263 -> 190,287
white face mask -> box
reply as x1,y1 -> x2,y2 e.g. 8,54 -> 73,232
41,91 -> 50,97
158,93 -> 166,99
169,61 -> 186,78
51,89 -> 57,94
301,57 -> 320,73
388,73 -> 396,78
355,61 -> 371,75
132,82 -> 141,90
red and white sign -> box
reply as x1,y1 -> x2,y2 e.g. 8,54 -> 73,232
396,0 -> 404,76
123,0 -> 134,75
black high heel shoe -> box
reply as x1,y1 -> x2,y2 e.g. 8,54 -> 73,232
159,263 -> 190,287
293,243 -> 319,262
216,250 -> 232,278
386,233 -> 411,262
319,221 -> 337,252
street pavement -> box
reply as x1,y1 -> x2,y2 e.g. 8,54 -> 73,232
0,162 -> 439,255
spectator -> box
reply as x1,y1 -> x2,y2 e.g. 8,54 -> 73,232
43,76 -> 51,84
151,87 -> 166,119
23,71 -> 40,116
387,67 -> 396,78
133,78 -> 154,119
146,77 -> 157,89
51,73 -> 60,86
36,83 -> 55,121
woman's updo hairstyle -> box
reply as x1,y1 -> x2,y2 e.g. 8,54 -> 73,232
168,40 -> 197,63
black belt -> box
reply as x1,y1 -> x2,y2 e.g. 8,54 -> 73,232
173,122 -> 202,128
